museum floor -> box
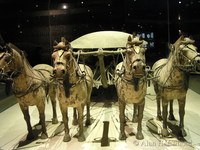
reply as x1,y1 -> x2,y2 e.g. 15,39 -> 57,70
0,75 -> 200,150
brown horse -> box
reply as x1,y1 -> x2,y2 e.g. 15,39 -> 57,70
51,37 -> 93,142
115,34 -> 148,140
152,35 -> 200,137
0,43 -> 58,140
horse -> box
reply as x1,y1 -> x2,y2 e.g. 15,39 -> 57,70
51,37 -> 93,142
0,43 -> 58,140
115,33 -> 148,140
152,35 -> 200,137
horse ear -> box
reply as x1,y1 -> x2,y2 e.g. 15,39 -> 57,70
132,32 -> 136,38
128,35 -> 132,42
5,44 -> 12,53
139,35 -> 143,41
180,35 -> 185,41
61,37 -> 67,43
53,40 -> 58,46
142,40 -> 148,46
169,44 -> 174,51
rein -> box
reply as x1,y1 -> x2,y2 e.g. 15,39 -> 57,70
153,44 -> 196,90
116,61 -> 149,85
174,44 -> 198,72
54,50 -> 89,97
2,48 -> 49,98
12,80 -> 44,98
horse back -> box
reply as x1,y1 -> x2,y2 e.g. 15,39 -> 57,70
79,64 -> 93,88
152,58 -> 168,71
33,64 -> 53,81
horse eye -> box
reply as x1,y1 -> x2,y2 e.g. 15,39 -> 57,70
4,55 -> 11,62
64,54 -> 70,60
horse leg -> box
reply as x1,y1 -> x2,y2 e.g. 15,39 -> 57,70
161,99 -> 169,137
37,105 -> 48,139
49,88 -> 58,124
61,107 -> 71,142
156,93 -> 162,121
154,84 -> 162,120
19,104 -> 34,140
77,104 -> 85,142
132,104 -> 138,123
72,108 -> 78,125
168,100 -> 176,120
85,101 -> 91,126
178,97 -> 187,137
119,100 -> 126,140
136,100 -> 145,140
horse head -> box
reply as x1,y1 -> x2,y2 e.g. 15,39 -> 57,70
172,35 -> 200,72
0,43 -> 21,79
52,37 -> 73,79
125,33 -> 147,78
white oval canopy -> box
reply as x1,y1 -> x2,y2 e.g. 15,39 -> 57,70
71,31 -> 131,49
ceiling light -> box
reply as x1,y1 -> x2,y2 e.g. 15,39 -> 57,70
62,4 -> 68,9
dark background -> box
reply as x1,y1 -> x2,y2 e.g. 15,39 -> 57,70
0,0 -> 200,66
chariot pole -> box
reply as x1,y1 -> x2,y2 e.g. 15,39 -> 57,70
73,48 -> 127,88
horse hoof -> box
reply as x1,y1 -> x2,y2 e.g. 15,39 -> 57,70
132,117 -> 138,123
136,132 -> 144,140
85,120 -> 91,126
161,129 -> 169,137
168,115 -> 176,121
78,135 -> 85,142
63,134 -> 71,142
26,133 -> 34,140
179,128 -> 187,137
156,115 -> 162,121
52,118 -> 59,124
41,133 -> 48,139
72,119 -> 78,126
119,133 -> 127,140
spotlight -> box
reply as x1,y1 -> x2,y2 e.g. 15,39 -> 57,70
62,4 -> 68,9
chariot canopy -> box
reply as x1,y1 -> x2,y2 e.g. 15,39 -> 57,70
71,31 -> 132,49
69,31 -> 145,88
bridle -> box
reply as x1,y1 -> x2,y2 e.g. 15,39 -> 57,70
53,48 -> 74,71
124,46 -> 146,76
175,43 -> 199,72
0,48 -> 21,79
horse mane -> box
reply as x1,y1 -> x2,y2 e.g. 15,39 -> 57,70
53,37 -> 72,51
8,43 -> 33,70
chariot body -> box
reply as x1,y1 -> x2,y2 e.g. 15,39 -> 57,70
70,31 -> 133,88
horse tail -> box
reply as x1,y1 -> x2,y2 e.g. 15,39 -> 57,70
45,82 -> 50,103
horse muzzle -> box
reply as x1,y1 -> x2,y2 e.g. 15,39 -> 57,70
132,62 -> 146,78
53,67 -> 66,79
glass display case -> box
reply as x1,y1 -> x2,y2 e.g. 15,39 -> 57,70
0,0 -> 200,149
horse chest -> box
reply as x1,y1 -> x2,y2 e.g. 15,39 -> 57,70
16,86 -> 45,106
117,80 -> 146,103
58,85 -> 87,107
162,88 -> 187,100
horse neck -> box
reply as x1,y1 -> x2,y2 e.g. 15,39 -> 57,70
12,50 -> 35,88
163,51 -> 189,87
67,58 -> 79,82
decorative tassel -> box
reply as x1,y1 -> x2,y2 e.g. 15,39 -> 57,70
63,74 -> 72,98
133,78 -> 139,91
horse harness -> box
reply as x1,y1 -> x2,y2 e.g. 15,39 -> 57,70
175,43 -> 199,72
0,47 -> 50,98
115,62 -> 150,85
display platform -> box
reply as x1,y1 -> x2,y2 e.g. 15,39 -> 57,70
0,80 -> 200,150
